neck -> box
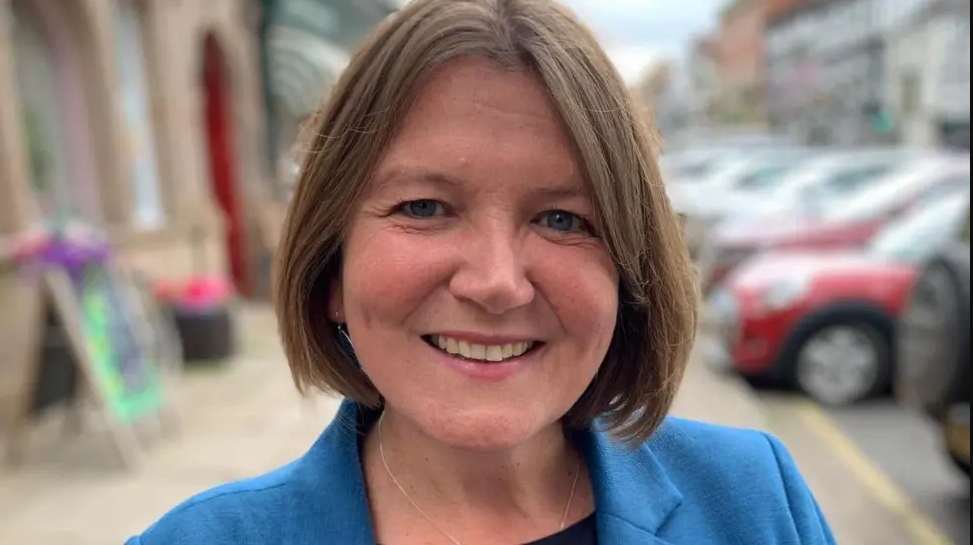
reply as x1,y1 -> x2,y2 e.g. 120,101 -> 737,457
363,408 -> 586,522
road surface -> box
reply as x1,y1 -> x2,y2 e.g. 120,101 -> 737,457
758,390 -> 970,545
825,398 -> 970,545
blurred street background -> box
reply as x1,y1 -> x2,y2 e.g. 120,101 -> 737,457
0,0 -> 969,544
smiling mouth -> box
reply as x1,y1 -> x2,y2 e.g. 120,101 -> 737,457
422,335 -> 541,363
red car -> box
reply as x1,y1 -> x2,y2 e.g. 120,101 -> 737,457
702,191 -> 970,406
697,156 -> 970,294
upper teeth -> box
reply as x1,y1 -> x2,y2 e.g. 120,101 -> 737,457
430,335 -> 534,362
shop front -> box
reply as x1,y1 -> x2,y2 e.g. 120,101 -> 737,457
0,0 -> 273,438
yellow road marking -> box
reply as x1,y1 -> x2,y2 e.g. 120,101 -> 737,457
793,399 -> 953,545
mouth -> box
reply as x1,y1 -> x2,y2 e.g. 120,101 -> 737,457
422,334 -> 542,363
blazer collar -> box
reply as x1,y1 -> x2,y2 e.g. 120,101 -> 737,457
294,400 -> 682,544
579,420 -> 683,543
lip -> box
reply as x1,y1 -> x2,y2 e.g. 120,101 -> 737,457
427,331 -> 541,345
423,337 -> 541,382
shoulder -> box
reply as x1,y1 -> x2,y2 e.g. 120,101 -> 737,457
127,408 -> 374,545
645,417 -> 836,543
126,461 -> 309,545
648,415 -> 790,476
647,417 -> 795,498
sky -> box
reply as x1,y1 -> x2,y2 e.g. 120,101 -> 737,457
560,0 -> 725,84
396,0 -> 726,85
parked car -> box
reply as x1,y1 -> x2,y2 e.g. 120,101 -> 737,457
672,148 -> 816,256
702,191 -> 970,406
673,148 -> 815,220
718,148 -> 935,228
895,205 -> 970,476
698,155 -> 970,294
661,149 -> 740,183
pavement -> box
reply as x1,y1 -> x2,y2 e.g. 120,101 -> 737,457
0,305 -> 959,544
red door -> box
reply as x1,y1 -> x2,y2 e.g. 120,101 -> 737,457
203,36 -> 250,296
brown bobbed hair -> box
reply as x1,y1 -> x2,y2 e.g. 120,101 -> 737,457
275,0 -> 698,445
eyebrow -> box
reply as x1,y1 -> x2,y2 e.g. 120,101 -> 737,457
369,167 -> 458,195
373,166 -> 588,200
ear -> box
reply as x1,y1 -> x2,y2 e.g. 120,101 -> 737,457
327,276 -> 345,324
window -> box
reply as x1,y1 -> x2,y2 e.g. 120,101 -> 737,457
825,163 -> 895,192
899,71 -> 921,115
114,1 -> 165,228
12,2 -> 73,219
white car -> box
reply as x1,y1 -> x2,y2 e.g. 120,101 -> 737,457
718,149 -> 942,230
822,155 -> 970,226
673,149 -> 815,223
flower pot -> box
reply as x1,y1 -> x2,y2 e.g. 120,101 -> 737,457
154,275 -> 236,366
172,304 -> 236,365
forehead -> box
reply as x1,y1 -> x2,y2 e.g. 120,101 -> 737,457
374,57 -> 583,194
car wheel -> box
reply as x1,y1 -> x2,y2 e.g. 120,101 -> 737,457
943,406 -> 970,477
948,450 -> 970,477
895,245 -> 970,418
794,322 -> 891,406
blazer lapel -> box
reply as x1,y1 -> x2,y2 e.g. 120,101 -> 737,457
580,424 -> 683,544
292,400 -> 377,544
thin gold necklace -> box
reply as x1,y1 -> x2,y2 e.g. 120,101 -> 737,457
377,413 -> 582,545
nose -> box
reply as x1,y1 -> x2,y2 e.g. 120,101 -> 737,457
449,229 -> 535,315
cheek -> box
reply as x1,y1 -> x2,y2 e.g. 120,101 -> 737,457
341,227 -> 453,325
532,243 -> 619,348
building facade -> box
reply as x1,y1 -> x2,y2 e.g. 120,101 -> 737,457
686,36 -> 722,127
885,0 -> 970,149
764,0 -> 943,145
0,0 -> 399,446
1,0 -> 272,289
0,0 -> 396,289
714,0 -> 809,125
0,0 -> 277,399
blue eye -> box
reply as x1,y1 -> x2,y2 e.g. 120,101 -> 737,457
400,200 -> 444,218
539,210 -> 586,233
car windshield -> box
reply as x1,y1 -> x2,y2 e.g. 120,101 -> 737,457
823,161 -> 968,223
662,156 -> 721,179
705,152 -> 810,191
815,159 -> 900,193
733,162 -> 801,190
781,158 -> 902,211
866,192 -> 970,262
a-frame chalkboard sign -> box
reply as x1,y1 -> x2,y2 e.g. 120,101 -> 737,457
2,250 -> 178,469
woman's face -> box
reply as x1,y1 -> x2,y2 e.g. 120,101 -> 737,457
332,57 -> 619,450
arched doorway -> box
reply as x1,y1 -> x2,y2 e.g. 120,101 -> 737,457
113,0 -> 164,228
11,0 -> 101,222
202,34 -> 249,296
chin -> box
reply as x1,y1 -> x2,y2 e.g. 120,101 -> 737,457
419,404 -> 552,452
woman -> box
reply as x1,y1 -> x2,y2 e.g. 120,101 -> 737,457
129,0 -> 835,543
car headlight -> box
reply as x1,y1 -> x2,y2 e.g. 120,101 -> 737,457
761,277 -> 811,311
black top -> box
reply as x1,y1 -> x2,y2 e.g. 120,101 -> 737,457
525,513 -> 597,544
378,514 -> 597,545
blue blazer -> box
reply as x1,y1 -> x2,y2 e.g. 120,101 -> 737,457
128,400 -> 836,544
